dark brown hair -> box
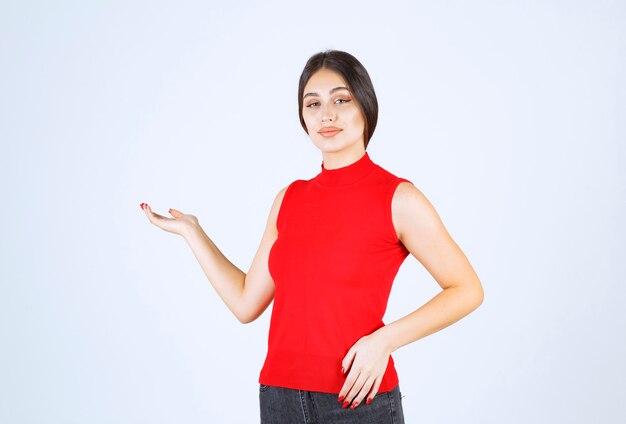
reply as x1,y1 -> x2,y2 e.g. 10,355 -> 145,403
298,50 -> 378,149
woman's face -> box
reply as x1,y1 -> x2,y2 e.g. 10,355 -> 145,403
302,68 -> 365,155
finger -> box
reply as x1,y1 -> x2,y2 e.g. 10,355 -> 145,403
364,376 -> 383,406
144,204 -> 169,222
340,349 -> 356,379
337,351 -> 357,403
345,373 -> 372,410
168,208 -> 184,218
142,203 -> 153,219
343,368 -> 365,404
350,375 -> 376,410
339,369 -> 361,408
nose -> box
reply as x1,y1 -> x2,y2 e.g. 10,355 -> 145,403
321,104 -> 335,123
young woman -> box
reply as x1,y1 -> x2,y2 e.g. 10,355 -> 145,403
140,49 -> 484,423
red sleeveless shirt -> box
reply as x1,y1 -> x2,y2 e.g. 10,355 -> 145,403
259,151 -> 412,394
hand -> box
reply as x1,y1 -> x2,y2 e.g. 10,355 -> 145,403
337,330 -> 392,410
139,203 -> 199,238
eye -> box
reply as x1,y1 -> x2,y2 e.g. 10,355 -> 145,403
305,98 -> 350,108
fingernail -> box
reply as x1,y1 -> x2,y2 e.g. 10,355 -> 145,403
337,395 -> 344,402
366,398 -> 372,405
140,203 -> 144,209
350,401 -> 359,409
342,401 -> 349,409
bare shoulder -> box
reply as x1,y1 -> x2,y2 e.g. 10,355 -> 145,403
266,183 -> 292,234
392,181 -> 432,213
391,181 -> 446,242
274,184 -> 290,205
391,181 -> 483,297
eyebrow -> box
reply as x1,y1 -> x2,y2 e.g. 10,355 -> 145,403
303,86 -> 350,99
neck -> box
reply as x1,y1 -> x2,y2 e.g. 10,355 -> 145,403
321,148 -> 367,170
316,150 -> 376,188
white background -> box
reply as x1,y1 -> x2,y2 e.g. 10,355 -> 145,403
1,1 -> 624,423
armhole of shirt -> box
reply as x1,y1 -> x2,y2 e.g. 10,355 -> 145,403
276,179 -> 299,232
386,177 -> 413,245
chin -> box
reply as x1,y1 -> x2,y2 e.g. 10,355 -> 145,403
313,140 -> 348,153
315,136 -> 364,153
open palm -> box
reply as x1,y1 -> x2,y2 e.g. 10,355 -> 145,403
140,203 -> 199,237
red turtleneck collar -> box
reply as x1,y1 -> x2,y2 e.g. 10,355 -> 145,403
316,151 -> 377,188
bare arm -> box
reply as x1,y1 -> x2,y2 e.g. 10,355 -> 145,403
140,185 -> 288,324
182,225 -> 248,321
182,185 -> 287,323
237,185 -> 289,323
336,181 -> 485,407
378,182 -> 484,352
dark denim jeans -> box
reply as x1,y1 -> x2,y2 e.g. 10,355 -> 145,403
259,383 -> 405,423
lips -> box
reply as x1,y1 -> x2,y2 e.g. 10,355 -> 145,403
318,127 -> 342,136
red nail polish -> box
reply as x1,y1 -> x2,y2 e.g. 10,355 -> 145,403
140,203 -> 144,209
366,398 -> 372,405
351,401 -> 359,409
342,401 -> 349,409
338,395 -> 344,402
